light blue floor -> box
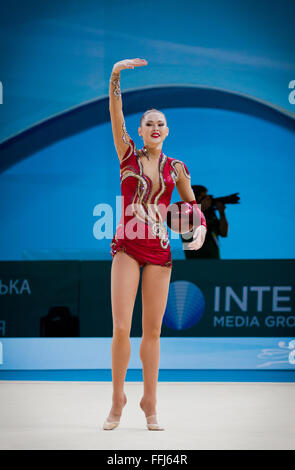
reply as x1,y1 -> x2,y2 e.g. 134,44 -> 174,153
1,369 -> 294,382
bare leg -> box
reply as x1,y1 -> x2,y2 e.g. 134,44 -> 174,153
139,264 -> 171,425
106,251 -> 140,423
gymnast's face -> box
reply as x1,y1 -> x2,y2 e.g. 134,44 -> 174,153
138,112 -> 169,147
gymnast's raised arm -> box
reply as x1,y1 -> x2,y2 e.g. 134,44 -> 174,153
109,58 -> 148,162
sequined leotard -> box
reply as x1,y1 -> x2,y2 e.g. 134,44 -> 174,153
110,137 -> 205,268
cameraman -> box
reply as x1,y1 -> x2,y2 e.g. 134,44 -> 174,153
181,185 -> 229,259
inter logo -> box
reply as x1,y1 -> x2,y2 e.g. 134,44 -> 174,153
163,281 -> 205,330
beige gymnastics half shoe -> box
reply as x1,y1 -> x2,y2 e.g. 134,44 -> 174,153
146,414 -> 165,431
103,418 -> 121,430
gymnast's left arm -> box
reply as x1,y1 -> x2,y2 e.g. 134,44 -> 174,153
175,162 -> 207,250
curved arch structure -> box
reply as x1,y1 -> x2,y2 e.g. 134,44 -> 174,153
0,85 -> 294,173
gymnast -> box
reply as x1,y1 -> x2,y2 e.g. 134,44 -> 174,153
103,58 -> 207,430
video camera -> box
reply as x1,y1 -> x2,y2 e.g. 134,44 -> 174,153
206,192 -> 240,210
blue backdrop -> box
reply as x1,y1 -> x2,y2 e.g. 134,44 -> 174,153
0,0 -> 294,261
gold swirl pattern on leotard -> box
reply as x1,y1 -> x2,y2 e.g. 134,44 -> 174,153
170,160 -> 191,183
121,167 -> 162,229
135,148 -> 147,160
136,147 -> 169,249
152,154 -> 169,248
121,148 -> 170,250
120,169 -> 149,222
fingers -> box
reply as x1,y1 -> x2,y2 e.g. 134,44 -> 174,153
129,58 -> 148,67
187,229 -> 205,250
188,238 -> 199,249
115,59 -> 148,72
192,226 -> 203,241
188,241 -> 202,250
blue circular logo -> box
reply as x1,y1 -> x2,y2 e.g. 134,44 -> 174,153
163,281 -> 205,330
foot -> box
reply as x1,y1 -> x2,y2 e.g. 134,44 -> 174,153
140,397 -> 165,431
103,393 -> 127,430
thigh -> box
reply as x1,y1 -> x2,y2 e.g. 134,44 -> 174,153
141,264 -> 172,334
111,251 -> 141,332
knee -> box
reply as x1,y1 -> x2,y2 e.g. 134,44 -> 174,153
113,325 -> 130,340
142,327 -> 161,341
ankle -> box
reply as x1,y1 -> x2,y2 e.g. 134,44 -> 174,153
140,396 -> 157,416
112,391 -> 126,401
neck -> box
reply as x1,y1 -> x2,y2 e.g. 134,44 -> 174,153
143,144 -> 162,160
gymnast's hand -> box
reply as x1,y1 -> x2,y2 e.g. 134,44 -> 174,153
187,225 -> 207,250
112,58 -> 148,73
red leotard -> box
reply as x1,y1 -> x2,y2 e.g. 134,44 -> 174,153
110,138 -> 206,268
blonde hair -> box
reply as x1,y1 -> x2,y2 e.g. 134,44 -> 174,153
140,108 -> 166,127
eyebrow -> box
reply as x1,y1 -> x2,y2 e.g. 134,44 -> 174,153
145,119 -> 165,123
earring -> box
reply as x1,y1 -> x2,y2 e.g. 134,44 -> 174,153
142,146 -> 150,160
